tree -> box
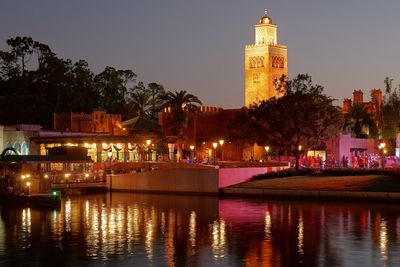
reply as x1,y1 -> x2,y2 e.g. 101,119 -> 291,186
126,90 -> 151,117
228,107 -> 260,160
147,82 -> 166,119
246,74 -> 342,169
381,77 -> 400,139
159,90 -> 202,160
94,67 -> 136,114
343,103 -> 378,138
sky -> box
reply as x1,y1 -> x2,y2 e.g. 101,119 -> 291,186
1,0 -> 400,108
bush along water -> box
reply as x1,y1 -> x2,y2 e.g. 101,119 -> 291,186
251,167 -> 400,181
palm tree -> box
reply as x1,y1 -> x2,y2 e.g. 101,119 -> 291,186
343,103 -> 378,138
126,90 -> 151,118
159,90 -> 202,160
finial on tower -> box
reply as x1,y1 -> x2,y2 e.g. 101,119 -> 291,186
259,8 -> 273,24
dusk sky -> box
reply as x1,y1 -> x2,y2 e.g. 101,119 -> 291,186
1,0 -> 400,108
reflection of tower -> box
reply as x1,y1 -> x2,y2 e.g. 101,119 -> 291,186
245,9 -> 288,107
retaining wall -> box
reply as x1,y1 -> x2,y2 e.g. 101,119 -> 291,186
107,164 -> 289,194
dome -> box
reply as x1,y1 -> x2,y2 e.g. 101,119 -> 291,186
259,10 -> 273,24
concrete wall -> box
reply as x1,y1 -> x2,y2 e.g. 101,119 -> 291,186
107,165 -> 289,194
107,168 -> 219,194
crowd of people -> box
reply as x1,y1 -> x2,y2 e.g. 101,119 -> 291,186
296,153 -> 399,169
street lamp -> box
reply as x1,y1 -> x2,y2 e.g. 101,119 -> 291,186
26,181 -> 31,195
378,142 -> 386,168
212,142 -> 218,165
189,145 -> 195,163
146,139 -> 152,161
265,146 -> 270,161
107,151 -> 112,191
219,139 -> 224,161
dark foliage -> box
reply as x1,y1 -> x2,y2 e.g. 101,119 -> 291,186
252,168 -> 315,180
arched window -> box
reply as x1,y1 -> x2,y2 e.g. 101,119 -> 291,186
22,143 -> 29,155
13,142 -> 21,154
249,57 -> 254,68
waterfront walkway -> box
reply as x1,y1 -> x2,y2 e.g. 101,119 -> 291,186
222,175 -> 400,202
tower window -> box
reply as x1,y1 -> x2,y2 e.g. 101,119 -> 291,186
253,73 -> 260,84
272,56 -> 284,68
249,56 -> 265,68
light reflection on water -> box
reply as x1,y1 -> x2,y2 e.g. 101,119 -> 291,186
0,193 -> 400,266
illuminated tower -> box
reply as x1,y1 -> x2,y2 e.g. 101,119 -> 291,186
245,10 -> 288,106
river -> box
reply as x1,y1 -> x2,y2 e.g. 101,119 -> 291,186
0,193 -> 399,266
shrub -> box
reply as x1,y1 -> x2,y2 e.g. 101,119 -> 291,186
251,168 -> 315,180
320,168 -> 399,176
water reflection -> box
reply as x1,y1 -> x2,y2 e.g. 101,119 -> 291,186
0,194 -> 400,266
211,219 -> 226,260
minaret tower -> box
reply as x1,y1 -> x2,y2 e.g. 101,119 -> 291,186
245,9 -> 288,106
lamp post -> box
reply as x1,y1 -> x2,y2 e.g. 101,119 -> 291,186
212,142 -> 218,165
264,146 -> 270,161
219,139 -> 224,161
107,151 -> 112,192
189,145 -> 195,163
378,142 -> 386,168
146,139 -> 152,161
26,181 -> 31,196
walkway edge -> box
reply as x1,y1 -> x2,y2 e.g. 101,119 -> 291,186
221,187 -> 400,202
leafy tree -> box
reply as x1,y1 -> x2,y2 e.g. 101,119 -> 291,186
381,77 -> 400,139
244,74 -> 341,169
147,82 -> 166,119
94,67 -> 136,115
63,60 -> 98,112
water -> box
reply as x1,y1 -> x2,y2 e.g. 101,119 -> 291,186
0,193 -> 399,267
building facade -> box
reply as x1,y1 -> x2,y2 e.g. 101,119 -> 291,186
342,89 -> 383,134
245,10 -> 288,107
54,109 -> 126,135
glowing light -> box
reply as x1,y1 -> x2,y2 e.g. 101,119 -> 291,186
298,216 -> 304,255
380,218 -> 388,263
211,219 -> 226,259
26,182 -> 31,187
212,142 -> 218,149
44,174 -> 49,179
85,173 -> 89,178
219,139 -> 224,146
298,145 -> 302,151
21,175 -> 26,179
265,146 -> 270,152
146,139 -> 151,146
22,208 -> 31,234
189,211 -> 197,249
265,211 -> 271,240
65,199 -> 71,232
189,145 -> 195,150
